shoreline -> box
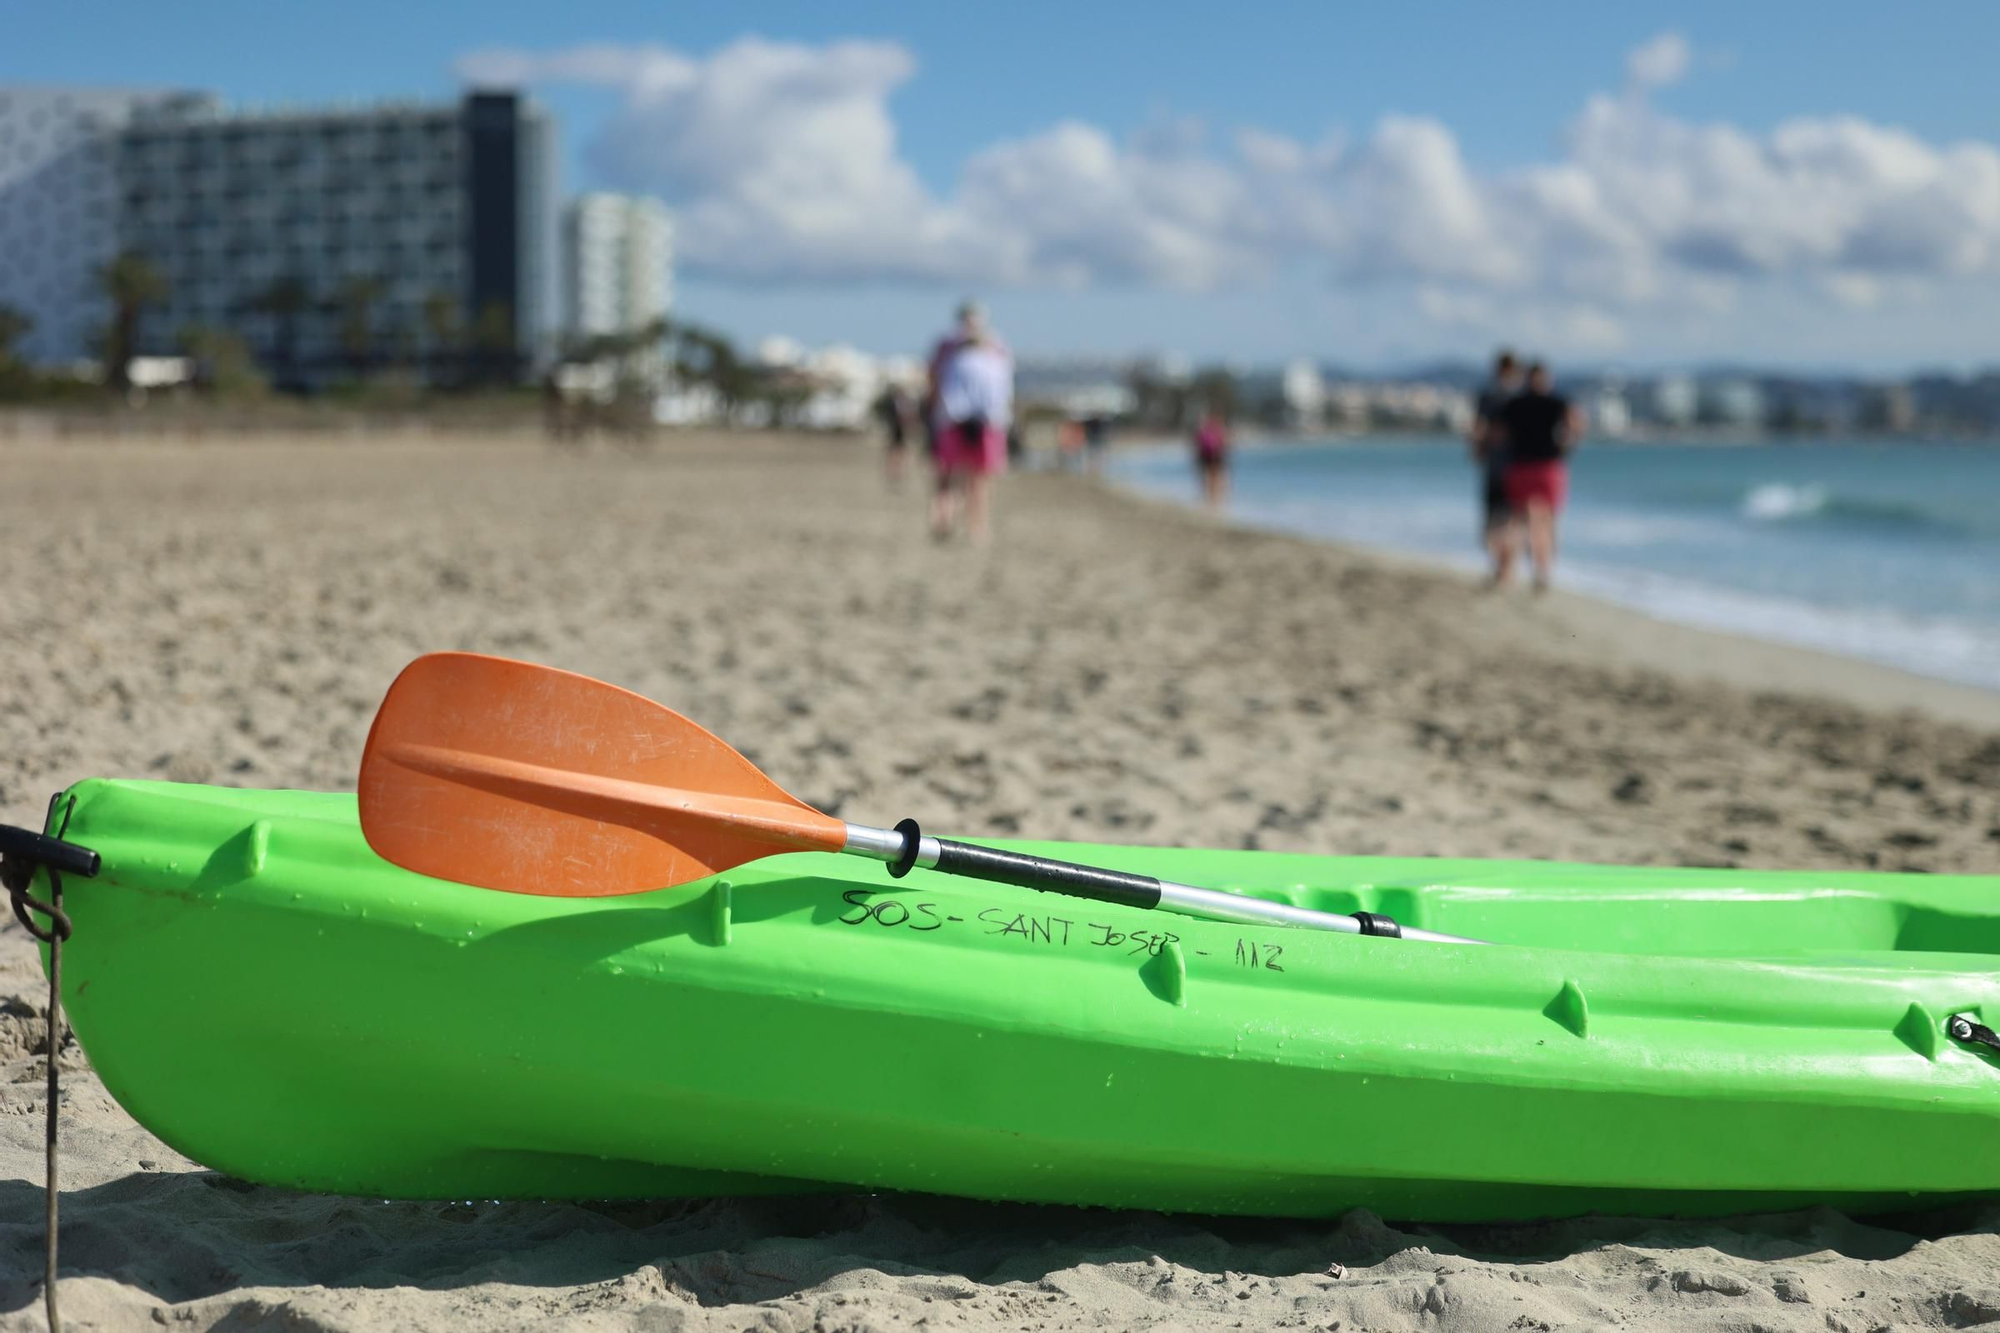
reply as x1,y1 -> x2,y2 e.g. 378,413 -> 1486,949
1103,437 -> 2000,721
1099,468 -> 2000,731
1126,429 -> 2000,448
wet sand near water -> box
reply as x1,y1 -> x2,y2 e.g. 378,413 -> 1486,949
2,432 -> 1997,1330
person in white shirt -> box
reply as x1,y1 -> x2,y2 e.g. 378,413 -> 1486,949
926,300 -> 1013,542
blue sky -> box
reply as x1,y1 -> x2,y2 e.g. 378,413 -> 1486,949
13,3 -> 2000,368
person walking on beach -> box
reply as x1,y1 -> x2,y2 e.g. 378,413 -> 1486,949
1057,418 -> 1087,471
1497,362 -> 1585,592
923,302 -> 977,472
1470,349 -> 1522,585
876,383 -> 917,489
1192,407 -> 1231,510
929,301 -> 1013,542
1083,414 -> 1110,477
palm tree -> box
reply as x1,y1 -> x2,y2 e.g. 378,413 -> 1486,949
633,315 -> 671,357
629,315 -> 672,384
420,292 -> 460,342
0,304 -> 29,365
0,304 -> 30,396
177,323 -> 266,398
1189,367 -> 1239,424
470,300 -> 516,385
420,290 -> 461,382
386,317 -> 419,374
673,323 -> 755,416
250,276 -> 312,388
336,274 -> 388,381
95,252 -> 169,390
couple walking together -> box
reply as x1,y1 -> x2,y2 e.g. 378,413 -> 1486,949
1471,350 -> 1585,591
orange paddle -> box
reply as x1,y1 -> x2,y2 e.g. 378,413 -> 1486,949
359,653 -> 846,898
358,653 -> 1479,942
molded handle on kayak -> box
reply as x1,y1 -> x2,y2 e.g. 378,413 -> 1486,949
928,838 -> 1165,910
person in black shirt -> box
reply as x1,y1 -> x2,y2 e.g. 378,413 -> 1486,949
1468,349 -> 1521,585
1082,414 -> 1110,476
1497,362 -> 1585,591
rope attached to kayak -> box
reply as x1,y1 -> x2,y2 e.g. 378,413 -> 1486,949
1,794 -> 99,1333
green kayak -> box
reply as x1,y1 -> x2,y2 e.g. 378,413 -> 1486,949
25,777 -> 2000,1221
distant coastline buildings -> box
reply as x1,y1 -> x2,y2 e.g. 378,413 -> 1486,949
1008,358 -> 2000,438
730,336 -> 922,430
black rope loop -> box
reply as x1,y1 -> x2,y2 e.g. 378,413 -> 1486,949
8,883 -> 72,944
2,792 -> 94,1333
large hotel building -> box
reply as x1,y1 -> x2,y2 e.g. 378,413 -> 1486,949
0,87 -> 150,366
0,86 -> 560,382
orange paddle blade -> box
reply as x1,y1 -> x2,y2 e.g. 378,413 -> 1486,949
358,653 -> 846,896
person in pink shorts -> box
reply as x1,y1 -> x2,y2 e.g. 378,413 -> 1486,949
1497,362 -> 1586,591
928,301 -> 1012,542
1192,408 -> 1230,509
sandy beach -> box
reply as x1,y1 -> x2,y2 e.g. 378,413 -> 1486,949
3,431 -> 1998,1331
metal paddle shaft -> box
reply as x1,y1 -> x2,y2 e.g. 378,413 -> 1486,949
842,819 -> 1483,944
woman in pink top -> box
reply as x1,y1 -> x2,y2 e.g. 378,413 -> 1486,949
1192,408 -> 1230,510
928,301 -> 1012,542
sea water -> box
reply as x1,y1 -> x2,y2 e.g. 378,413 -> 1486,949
1108,437 -> 2000,692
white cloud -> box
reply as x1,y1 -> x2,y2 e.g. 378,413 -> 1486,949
463,33 -> 2000,352
957,122 -> 1263,289
461,38 -> 1015,283
1626,32 -> 1692,91
1821,272 -> 1883,309
1234,127 -> 1307,176
1340,116 -> 1521,284
1415,285 -> 1495,328
1556,94 -> 2000,283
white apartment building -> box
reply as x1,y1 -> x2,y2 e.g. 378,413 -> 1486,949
564,192 -> 672,343
0,87 -> 176,363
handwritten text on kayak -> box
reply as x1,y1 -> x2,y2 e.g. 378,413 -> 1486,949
836,890 -> 1284,971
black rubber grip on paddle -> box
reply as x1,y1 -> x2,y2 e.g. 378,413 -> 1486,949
1351,911 -> 1402,938
929,838 -> 1164,910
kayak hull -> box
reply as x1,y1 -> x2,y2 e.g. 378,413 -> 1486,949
30,778 -> 2000,1220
